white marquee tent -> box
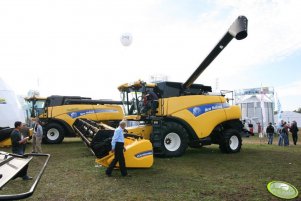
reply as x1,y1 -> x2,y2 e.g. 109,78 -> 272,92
237,95 -> 274,133
0,78 -> 25,128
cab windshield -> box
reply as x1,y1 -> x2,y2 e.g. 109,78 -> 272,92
121,90 -> 143,116
26,99 -> 46,117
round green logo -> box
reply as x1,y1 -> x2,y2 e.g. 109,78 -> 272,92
267,181 -> 299,199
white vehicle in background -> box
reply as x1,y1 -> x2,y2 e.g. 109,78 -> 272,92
0,78 -> 26,147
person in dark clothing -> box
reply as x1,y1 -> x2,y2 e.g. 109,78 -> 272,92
141,90 -> 159,115
248,123 -> 254,136
105,121 -> 129,177
10,121 -> 32,180
278,121 -> 289,146
266,122 -> 275,144
290,121 -> 299,145
283,122 -> 290,146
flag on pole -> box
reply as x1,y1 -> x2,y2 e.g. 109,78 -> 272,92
277,97 -> 282,123
274,92 -> 282,124
260,86 -> 266,134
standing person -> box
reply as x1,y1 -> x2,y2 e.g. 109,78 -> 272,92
20,123 -> 30,153
266,122 -> 275,144
32,120 -> 43,153
290,121 -> 299,145
10,121 -> 32,180
278,121 -> 284,146
278,121 -> 289,146
105,121 -> 128,177
283,122 -> 290,146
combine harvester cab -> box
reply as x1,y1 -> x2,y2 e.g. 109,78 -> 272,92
73,119 -> 153,168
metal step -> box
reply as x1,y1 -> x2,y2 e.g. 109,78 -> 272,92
150,118 -> 164,155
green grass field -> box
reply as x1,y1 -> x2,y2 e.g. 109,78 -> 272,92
1,136 -> 300,201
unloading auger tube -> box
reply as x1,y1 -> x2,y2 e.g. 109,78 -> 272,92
182,15 -> 248,89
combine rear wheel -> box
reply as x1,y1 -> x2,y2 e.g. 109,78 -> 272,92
161,122 -> 188,157
43,123 -> 65,144
219,129 -> 242,153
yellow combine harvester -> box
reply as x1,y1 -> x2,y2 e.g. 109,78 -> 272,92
117,16 -> 248,157
25,95 -> 124,144
73,16 -> 248,167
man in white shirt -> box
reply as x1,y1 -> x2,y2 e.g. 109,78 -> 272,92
105,121 -> 128,177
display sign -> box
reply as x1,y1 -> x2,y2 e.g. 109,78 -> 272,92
235,87 -> 274,96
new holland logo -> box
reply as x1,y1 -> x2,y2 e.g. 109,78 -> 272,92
135,150 -> 153,158
67,109 -> 118,118
0,98 -> 6,104
188,103 -> 230,117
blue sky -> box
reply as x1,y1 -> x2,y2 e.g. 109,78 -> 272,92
250,50 -> 301,86
0,0 -> 300,111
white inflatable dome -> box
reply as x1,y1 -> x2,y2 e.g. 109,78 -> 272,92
0,78 -> 25,128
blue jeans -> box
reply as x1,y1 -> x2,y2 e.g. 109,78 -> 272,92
267,133 -> 273,144
284,134 -> 289,146
278,133 -> 285,146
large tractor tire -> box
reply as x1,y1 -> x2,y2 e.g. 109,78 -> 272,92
43,123 -> 65,144
219,129 -> 242,153
161,122 -> 189,157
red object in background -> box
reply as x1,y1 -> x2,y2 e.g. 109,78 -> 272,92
248,123 -> 254,136
249,127 -> 254,135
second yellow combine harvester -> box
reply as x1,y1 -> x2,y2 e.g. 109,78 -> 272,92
73,16 -> 248,168
25,95 -> 124,144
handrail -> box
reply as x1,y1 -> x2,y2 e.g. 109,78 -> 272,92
0,153 -> 51,200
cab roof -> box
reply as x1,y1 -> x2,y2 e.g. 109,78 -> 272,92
118,80 -> 156,92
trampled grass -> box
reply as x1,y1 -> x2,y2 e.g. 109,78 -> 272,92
1,136 -> 300,201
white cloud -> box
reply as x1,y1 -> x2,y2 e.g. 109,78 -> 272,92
193,0 -> 301,77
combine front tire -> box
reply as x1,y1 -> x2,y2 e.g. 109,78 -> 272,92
219,129 -> 242,153
161,122 -> 188,157
43,123 -> 65,144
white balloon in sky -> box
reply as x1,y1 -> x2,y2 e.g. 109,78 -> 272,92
120,33 -> 133,46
